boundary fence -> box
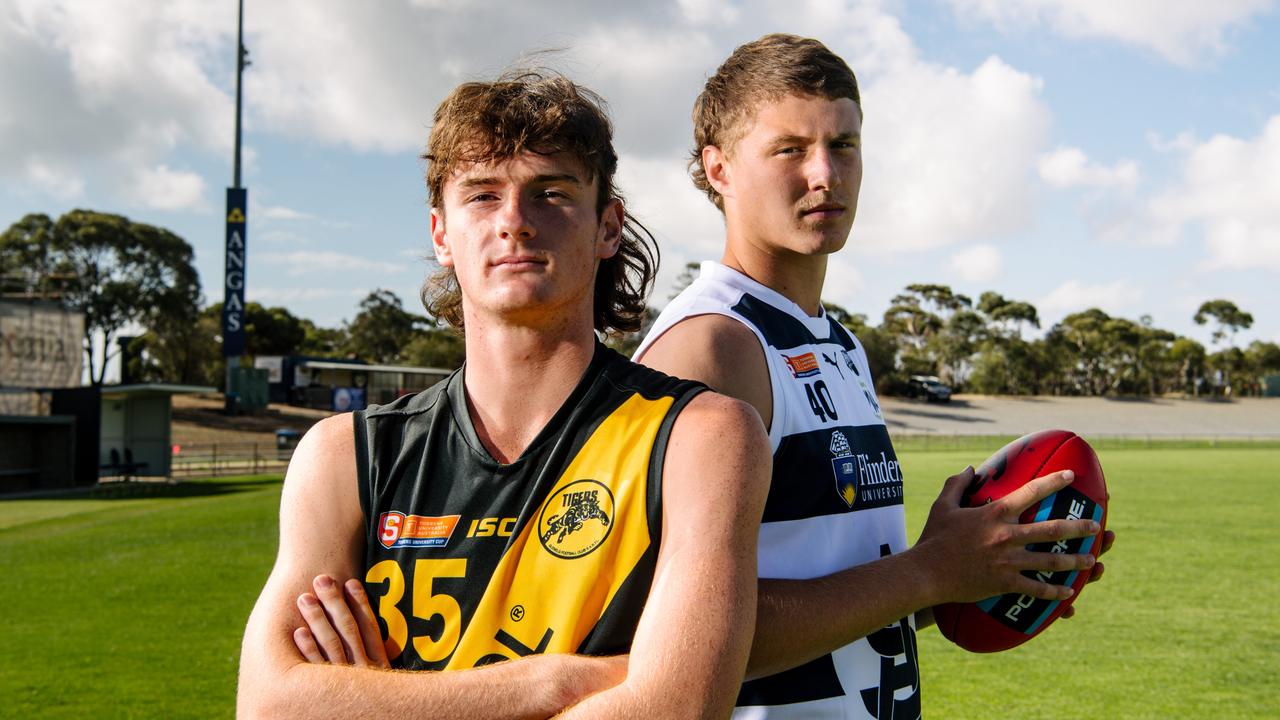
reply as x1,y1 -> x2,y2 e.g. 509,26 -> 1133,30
169,443 -> 293,479
131,434 -> 1280,482
892,433 -> 1280,452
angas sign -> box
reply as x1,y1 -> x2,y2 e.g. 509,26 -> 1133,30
223,188 -> 248,356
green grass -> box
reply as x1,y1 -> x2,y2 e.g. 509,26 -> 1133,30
900,446 -> 1280,719
2,447 -> 1277,718
0,476 -> 283,719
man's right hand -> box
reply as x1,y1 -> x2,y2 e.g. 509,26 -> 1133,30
292,575 -> 390,669
914,466 -> 1101,605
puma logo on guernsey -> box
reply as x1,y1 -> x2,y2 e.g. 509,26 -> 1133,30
538,479 -> 615,559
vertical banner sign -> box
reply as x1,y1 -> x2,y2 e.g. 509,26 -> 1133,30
223,187 -> 248,357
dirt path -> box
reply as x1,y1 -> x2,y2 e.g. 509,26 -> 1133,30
881,395 -> 1280,438
171,394 -> 332,448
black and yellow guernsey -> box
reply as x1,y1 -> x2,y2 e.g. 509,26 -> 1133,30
354,343 -> 705,671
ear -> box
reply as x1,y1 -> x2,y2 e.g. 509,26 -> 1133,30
430,207 -> 453,267
703,145 -> 732,201
596,198 -> 623,260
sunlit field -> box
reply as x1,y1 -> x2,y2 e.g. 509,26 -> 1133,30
2,444 -> 1276,718
901,446 -> 1280,719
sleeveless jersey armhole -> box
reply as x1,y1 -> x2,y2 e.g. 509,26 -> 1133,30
352,410 -> 371,522
645,385 -> 707,545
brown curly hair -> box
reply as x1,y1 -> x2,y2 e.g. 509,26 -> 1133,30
690,34 -> 862,211
420,70 -> 657,336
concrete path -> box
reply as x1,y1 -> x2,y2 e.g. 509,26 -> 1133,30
880,395 -> 1280,438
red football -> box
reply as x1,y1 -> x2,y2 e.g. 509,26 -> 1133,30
934,429 -> 1108,653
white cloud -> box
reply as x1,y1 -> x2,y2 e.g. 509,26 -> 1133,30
0,0 -> 233,203
1147,115 -> 1280,271
260,205 -> 314,221
22,158 -> 84,200
258,250 -> 415,277
855,55 -> 1050,254
948,244 -> 1003,283
677,0 -> 740,25
1039,279 -> 1143,318
129,165 -> 207,211
946,0 -> 1276,65
1038,147 -> 1139,190
615,153 -> 727,303
250,286 -> 366,304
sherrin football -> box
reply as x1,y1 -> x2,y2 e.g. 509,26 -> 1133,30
934,429 -> 1108,653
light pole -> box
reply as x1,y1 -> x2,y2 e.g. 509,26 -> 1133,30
222,0 -> 250,413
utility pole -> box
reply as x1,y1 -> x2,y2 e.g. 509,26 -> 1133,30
222,0 -> 250,413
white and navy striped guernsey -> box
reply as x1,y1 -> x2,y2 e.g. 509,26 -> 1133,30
635,262 -> 920,720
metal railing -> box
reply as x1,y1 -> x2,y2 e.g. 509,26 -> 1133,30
169,443 -> 294,479
891,433 -> 1280,452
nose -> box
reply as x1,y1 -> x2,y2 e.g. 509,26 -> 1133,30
496,195 -> 535,241
805,147 -> 841,192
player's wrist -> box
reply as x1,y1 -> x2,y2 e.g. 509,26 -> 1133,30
541,654 -> 624,710
898,541 -> 953,609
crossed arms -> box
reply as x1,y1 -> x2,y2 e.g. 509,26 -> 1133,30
236,392 -> 770,719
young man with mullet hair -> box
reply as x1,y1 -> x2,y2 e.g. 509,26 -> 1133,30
636,34 -> 1113,718
237,71 -> 770,719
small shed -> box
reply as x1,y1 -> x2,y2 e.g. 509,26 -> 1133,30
98,384 -> 215,478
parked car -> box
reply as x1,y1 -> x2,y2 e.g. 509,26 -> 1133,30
908,375 -> 952,403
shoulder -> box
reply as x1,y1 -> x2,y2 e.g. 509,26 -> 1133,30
661,391 -> 770,528
637,313 -> 772,425
666,392 -> 769,479
294,412 -> 356,464
284,413 -> 359,521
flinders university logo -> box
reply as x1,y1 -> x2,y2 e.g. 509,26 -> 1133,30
830,431 -> 859,508
538,479 -> 614,559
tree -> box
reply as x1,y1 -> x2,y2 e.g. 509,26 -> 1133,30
1194,299 -> 1253,348
198,302 -> 311,357
1246,340 -> 1280,376
827,304 -> 899,392
1168,338 -> 1206,396
298,319 -> 348,357
977,291 -> 1040,340
402,329 -> 466,370
0,210 -> 202,385
932,309 -> 986,387
669,262 -> 700,300
883,284 -> 971,379
344,289 -> 429,365
129,308 -> 221,387
1045,309 -> 1115,395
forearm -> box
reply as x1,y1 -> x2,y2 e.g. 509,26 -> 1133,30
747,548 -> 940,679
239,652 -> 590,720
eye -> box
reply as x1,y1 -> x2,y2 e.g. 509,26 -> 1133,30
774,146 -> 802,156
538,187 -> 575,202
466,192 -> 498,203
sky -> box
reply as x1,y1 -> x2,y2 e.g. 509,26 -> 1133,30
2,0 -> 1278,376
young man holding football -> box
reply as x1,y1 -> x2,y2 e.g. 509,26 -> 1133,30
236,71 -> 770,719
634,34 -> 1114,718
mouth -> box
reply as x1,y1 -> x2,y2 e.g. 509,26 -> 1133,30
491,254 -> 548,271
798,202 -> 847,221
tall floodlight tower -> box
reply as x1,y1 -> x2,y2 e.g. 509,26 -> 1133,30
223,0 -> 250,411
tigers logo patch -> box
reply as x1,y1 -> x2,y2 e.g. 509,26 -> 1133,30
537,479 -> 614,559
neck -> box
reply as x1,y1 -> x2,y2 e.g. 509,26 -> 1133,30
721,238 -> 828,317
460,308 -> 598,464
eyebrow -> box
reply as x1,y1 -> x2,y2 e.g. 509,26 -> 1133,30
456,173 -> 584,189
767,131 -> 861,148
